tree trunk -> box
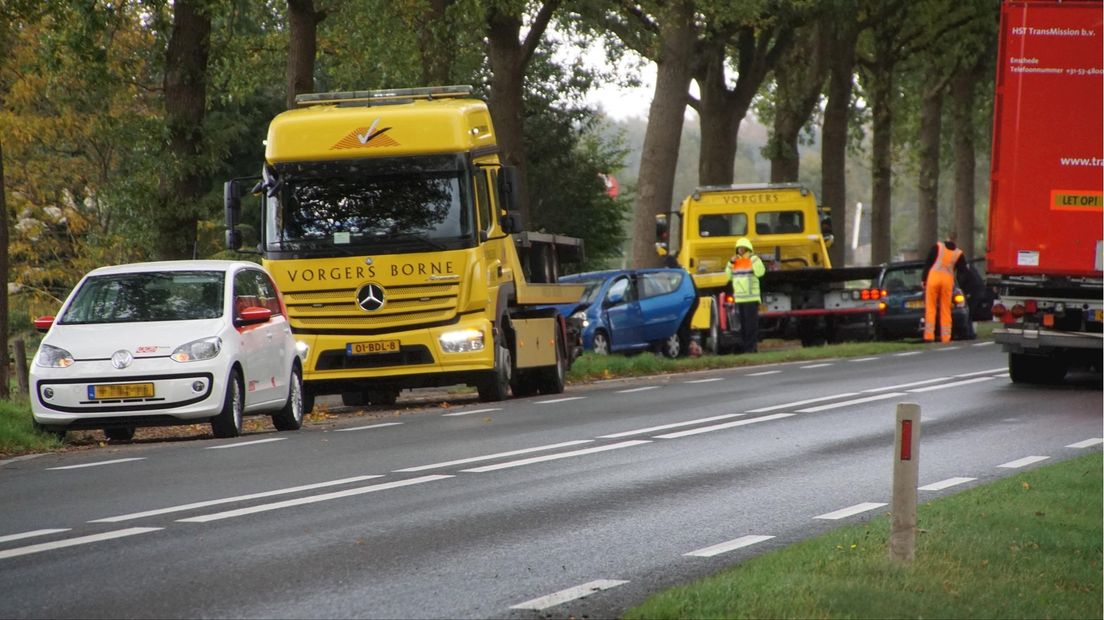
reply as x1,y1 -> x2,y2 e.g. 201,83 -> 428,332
696,44 -> 738,186
286,0 -> 319,109
951,66 -> 977,258
417,0 -> 454,85
768,24 -> 827,183
159,0 -> 211,260
869,70 -> 894,265
821,12 -> 858,267
0,136 -> 9,399
917,73 -> 943,254
629,0 -> 696,269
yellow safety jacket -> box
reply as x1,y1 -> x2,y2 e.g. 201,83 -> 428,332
725,254 -> 766,303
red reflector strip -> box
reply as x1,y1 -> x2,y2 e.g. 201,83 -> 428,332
900,420 -> 912,461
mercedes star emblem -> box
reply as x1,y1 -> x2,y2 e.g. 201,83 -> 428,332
356,283 -> 386,312
111,350 -> 134,369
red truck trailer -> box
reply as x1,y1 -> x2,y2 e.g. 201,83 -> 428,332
987,0 -> 1103,383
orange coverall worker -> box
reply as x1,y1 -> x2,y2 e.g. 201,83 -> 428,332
922,240 -> 966,342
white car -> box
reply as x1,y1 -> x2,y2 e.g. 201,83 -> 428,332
30,260 -> 304,441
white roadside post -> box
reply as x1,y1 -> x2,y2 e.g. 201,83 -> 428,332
890,402 -> 921,562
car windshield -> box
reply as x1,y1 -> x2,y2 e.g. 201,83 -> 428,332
61,271 -> 225,324
882,266 -> 924,293
265,155 -> 475,256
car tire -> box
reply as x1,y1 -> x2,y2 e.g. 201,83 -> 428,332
272,365 -> 304,431
511,371 -> 540,397
478,330 -> 512,402
302,387 -> 315,417
366,389 -> 399,406
592,331 -> 611,355
536,328 -> 567,395
660,332 -> 682,359
211,368 -> 244,438
103,426 -> 135,442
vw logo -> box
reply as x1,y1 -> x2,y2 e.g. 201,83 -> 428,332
356,283 -> 386,312
111,350 -> 133,369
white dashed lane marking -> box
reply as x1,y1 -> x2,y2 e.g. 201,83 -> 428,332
894,351 -> 922,357
461,441 -> 650,473
47,458 -> 145,471
205,438 -> 285,450
800,363 -> 833,369
510,580 -> 629,611
796,392 -> 906,413
849,357 -> 878,363
814,502 -> 887,520
685,377 -> 724,384
334,423 -> 403,432
862,377 -> 950,393
918,477 -> 976,491
0,527 -> 162,561
536,396 -> 587,405
394,440 -> 594,472
1067,438 -> 1104,449
684,535 -> 774,557
746,370 -> 781,376
598,414 -> 744,439
616,386 -> 660,393
442,408 -> 501,417
907,376 -> 994,393
997,456 -> 1050,469
955,367 -> 1006,377
654,413 -> 794,439
973,341 -> 995,347
0,529 -> 70,544
748,393 -> 860,413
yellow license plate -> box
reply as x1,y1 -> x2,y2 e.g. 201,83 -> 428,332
906,300 -> 925,309
1094,309 -> 1102,322
90,383 -> 154,400
346,339 -> 401,356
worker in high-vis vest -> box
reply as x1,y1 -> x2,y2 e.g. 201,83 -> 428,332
725,237 -> 766,353
922,233 -> 970,343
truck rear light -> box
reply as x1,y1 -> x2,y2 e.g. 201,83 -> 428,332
725,294 -> 734,304
992,303 -> 1006,317
881,289 -> 888,299
1043,313 -> 1055,327
953,293 -> 965,306
1011,304 -> 1025,318
1025,299 -> 1037,314
860,289 -> 870,300
878,301 -> 886,315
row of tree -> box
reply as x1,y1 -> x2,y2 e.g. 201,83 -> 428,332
0,0 -> 1000,398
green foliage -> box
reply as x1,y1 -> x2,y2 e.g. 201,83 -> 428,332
0,394 -> 60,457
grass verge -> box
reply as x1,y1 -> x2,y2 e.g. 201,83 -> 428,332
0,394 -> 60,457
625,452 -> 1103,620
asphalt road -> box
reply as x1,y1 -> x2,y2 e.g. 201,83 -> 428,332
1,341 -> 1101,618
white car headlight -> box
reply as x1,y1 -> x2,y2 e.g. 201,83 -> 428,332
570,310 -> 589,328
36,344 -> 75,368
439,329 -> 484,353
171,337 -> 222,363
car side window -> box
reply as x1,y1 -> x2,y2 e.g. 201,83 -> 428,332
233,270 -> 272,318
641,272 -> 682,299
254,271 -> 283,316
607,277 -> 633,304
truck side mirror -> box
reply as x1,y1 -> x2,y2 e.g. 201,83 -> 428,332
497,166 -> 521,214
224,181 -> 242,251
500,211 -> 522,234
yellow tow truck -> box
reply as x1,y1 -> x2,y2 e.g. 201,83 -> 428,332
657,184 -> 883,351
224,86 -> 584,410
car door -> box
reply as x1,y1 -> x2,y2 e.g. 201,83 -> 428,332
639,271 -> 693,342
233,268 -> 281,405
602,276 -> 645,351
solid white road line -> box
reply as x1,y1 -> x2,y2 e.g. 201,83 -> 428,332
814,502 -> 887,520
894,351 -> 922,357
954,367 -> 1007,377
598,414 -> 745,439
997,455 -> 1050,469
796,392 -> 907,413
861,377 -> 951,393
746,370 -> 781,376
536,396 -> 587,405
748,392 -> 860,413
510,580 -> 629,611
616,386 -> 660,394
461,441 -> 650,473
684,535 -> 774,557
685,377 -> 724,384
918,477 -> 977,491
177,475 -> 452,523
655,413 -> 795,439
205,437 -> 286,449
0,527 -> 162,561
334,423 -> 403,432
394,440 -> 594,472
442,407 -> 502,417
907,376 -> 994,393
800,363 -> 833,369
1067,438 -> 1104,449
90,475 -> 383,523
47,458 -> 145,470
0,529 -> 70,544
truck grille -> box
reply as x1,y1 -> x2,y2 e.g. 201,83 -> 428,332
284,282 -> 460,333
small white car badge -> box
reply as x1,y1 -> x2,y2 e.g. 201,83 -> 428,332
111,350 -> 134,369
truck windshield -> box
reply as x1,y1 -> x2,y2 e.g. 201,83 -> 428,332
265,155 -> 475,256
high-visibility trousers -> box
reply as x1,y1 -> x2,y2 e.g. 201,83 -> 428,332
924,271 -> 954,343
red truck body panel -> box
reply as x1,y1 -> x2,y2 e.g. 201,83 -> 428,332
987,0 -> 1104,278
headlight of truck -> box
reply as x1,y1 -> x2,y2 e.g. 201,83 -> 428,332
570,310 -> 589,328
295,340 -> 310,361
439,329 -> 484,353
171,337 -> 222,363
36,344 -> 75,368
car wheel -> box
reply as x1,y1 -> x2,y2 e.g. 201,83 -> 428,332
366,389 -> 399,406
660,332 -> 681,358
103,426 -> 135,442
211,368 -> 244,438
592,331 -> 611,355
478,330 -> 512,402
272,365 -> 304,431
537,328 -> 567,395
511,371 -> 540,397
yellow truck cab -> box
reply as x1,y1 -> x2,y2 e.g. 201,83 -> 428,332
657,184 -> 881,350
224,86 -> 584,409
